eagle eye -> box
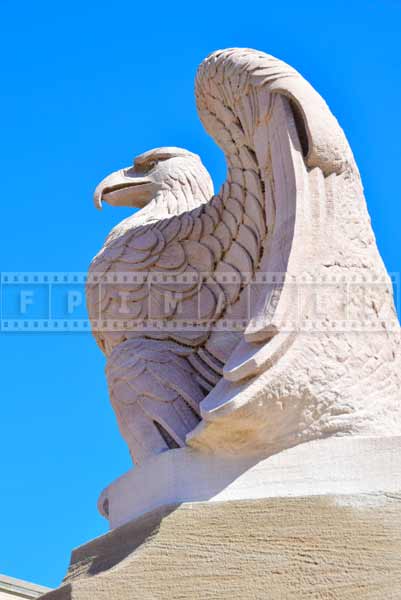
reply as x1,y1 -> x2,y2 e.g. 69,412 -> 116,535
134,159 -> 157,174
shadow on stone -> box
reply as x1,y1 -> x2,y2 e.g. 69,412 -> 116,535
67,504 -> 179,579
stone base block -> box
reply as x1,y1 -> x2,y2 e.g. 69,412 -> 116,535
100,436 -> 401,529
41,493 -> 401,600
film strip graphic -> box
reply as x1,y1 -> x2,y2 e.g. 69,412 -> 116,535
0,271 -> 399,333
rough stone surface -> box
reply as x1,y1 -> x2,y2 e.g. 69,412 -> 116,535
41,496 -> 401,600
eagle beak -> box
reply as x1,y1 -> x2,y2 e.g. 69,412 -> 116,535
93,168 -> 156,210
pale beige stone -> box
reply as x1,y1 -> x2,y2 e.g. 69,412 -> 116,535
48,48 -> 401,599
99,436 -> 401,529
0,575 -> 50,599
86,48 -> 401,468
41,496 -> 401,600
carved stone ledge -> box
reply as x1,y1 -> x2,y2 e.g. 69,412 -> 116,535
99,435 -> 401,529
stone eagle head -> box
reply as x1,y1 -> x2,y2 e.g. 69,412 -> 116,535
94,146 -> 213,210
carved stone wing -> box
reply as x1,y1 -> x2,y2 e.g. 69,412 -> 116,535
188,49 -> 401,453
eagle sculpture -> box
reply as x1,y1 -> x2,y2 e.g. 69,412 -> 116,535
87,49 -> 401,466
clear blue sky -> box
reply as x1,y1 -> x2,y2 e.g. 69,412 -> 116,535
0,0 -> 400,589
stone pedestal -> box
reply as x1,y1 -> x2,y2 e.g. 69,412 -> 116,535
41,494 -> 401,600
99,436 -> 401,529
40,437 -> 401,599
